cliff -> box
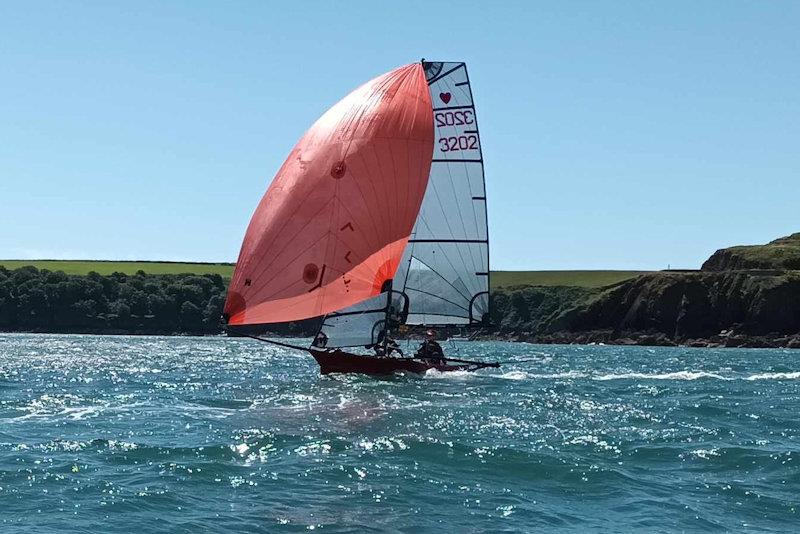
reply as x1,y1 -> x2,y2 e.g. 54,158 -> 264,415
702,233 -> 800,271
491,234 -> 800,347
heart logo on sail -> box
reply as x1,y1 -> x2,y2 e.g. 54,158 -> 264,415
439,92 -> 451,104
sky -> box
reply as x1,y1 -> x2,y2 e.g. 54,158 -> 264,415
1,1 -> 798,270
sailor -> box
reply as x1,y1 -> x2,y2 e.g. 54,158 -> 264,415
416,329 -> 445,362
384,335 -> 403,357
312,331 -> 328,349
372,330 -> 403,357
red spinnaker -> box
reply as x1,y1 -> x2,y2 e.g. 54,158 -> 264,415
225,64 -> 434,325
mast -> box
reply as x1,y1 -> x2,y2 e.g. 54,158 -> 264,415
382,278 -> 393,354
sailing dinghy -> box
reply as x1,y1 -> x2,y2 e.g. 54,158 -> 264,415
224,61 -> 498,375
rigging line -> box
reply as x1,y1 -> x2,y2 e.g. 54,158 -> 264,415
427,63 -> 465,86
408,239 -> 487,243
415,215 -> 477,300
230,331 -> 309,352
406,311 -> 468,319
399,239 -> 414,293
406,250 -> 472,303
326,306 -> 390,318
436,356 -> 499,368
413,215 -> 475,300
405,287 -> 469,312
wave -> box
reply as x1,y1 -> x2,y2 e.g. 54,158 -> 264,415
493,370 -> 587,380
594,371 -> 729,381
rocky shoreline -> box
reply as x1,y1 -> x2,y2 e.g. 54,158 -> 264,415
488,330 -> 800,349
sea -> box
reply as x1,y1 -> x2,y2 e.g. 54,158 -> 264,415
1,334 -> 799,533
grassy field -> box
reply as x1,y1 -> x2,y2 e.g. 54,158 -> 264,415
0,260 -> 649,288
491,270 -> 650,288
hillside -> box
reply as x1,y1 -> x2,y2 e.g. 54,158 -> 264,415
702,233 -> 800,271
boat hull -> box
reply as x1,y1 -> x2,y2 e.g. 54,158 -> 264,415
309,349 -> 470,376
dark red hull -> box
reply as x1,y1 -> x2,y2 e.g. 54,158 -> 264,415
309,349 -> 472,376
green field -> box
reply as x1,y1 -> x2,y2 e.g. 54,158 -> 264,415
0,260 -> 648,288
0,260 -> 235,277
491,270 -> 650,288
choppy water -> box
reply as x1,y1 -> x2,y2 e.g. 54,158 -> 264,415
1,335 -> 799,533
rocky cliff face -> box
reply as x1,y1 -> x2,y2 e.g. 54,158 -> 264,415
491,233 -> 800,346
552,271 -> 800,338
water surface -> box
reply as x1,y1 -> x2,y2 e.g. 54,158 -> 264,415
1,334 -> 799,532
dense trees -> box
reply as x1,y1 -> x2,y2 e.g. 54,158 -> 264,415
0,266 -> 226,334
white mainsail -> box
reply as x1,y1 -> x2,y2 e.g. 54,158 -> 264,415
394,61 -> 489,326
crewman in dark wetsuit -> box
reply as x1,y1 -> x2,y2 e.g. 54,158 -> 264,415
312,331 -> 328,349
372,329 -> 403,357
416,329 -> 445,363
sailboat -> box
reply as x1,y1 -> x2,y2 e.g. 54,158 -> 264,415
223,61 -> 499,375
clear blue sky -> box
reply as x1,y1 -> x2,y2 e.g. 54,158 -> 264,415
1,1 -> 798,270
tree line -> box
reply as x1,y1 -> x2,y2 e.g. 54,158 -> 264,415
0,266 -> 227,334
0,265 -> 576,338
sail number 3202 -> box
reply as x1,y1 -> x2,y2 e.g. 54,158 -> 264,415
435,110 -> 477,152
435,110 -> 474,127
438,135 -> 478,152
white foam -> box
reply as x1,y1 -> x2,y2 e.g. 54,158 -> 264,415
687,448 -> 721,460
490,370 -> 586,380
497,371 -> 528,380
745,371 -> 800,381
594,371 -> 728,381
530,371 -> 587,379
424,369 -> 473,379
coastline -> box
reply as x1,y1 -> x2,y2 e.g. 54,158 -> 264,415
485,330 -> 800,349
3,328 -> 799,349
